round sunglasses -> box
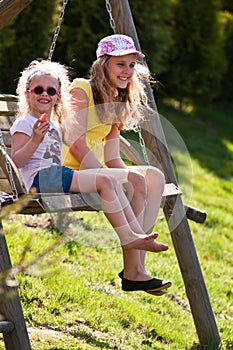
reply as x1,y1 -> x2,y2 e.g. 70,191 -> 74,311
28,86 -> 59,96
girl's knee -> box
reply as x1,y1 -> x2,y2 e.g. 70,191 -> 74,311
128,171 -> 147,194
97,174 -> 118,191
146,166 -> 165,188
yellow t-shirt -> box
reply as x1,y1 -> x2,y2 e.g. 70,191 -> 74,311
62,78 -> 112,170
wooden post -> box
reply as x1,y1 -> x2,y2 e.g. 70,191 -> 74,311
0,221 -> 32,350
0,0 -> 33,30
108,0 -> 220,347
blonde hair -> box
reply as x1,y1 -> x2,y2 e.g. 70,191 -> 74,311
16,60 -> 72,124
89,55 -> 152,130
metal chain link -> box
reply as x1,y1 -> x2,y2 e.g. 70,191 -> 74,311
137,125 -> 150,166
0,129 -> 18,199
105,0 -> 116,33
48,0 -> 69,61
105,0 -> 150,166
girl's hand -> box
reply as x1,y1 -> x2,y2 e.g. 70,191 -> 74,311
32,118 -> 50,143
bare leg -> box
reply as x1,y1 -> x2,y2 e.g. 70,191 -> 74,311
122,166 -> 167,281
69,170 -> 163,251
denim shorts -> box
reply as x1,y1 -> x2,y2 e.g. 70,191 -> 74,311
31,165 -> 74,193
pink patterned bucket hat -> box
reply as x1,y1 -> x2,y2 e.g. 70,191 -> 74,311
96,34 -> 145,58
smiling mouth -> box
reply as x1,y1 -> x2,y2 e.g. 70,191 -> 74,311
118,77 -> 128,81
38,99 -> 50,103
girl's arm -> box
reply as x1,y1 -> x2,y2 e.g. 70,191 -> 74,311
69,88 -> 103,168
104,124 -> 127,168
11,119 -> 49,168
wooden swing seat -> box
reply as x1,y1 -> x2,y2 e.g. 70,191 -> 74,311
0,93 -> 186,217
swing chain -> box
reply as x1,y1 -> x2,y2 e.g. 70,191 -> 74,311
48,0 -> 69,61
0,128 -> 18,199
137,125 -> 150,166
105,0 -> 116,33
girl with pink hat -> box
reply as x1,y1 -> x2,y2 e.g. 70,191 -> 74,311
63,34 -> 171,295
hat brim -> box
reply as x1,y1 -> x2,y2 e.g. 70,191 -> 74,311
105,49 -> 145,58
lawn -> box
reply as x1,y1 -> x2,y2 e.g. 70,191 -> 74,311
0,101 -> 232,349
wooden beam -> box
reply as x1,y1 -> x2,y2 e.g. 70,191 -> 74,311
0,0 -> 33,30
0,222 -> 32,350
108,0 -> 220,347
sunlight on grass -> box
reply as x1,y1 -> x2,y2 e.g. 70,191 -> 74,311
222,138 -> 233,153
1,102 -> 233,349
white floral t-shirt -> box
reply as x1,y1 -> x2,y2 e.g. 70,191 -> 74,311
10,113 -> 62,191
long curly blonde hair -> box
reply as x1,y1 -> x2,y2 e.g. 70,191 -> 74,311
16,60 -> 72,124
89,56 -> 152,131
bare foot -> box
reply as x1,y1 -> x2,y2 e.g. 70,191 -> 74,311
122,233 -> 168,252
122,270 -> 154,281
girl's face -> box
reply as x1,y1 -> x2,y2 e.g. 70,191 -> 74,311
106,54 -> 137,89
26,74 -> 60,118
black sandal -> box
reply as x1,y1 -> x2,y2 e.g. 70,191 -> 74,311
118,270 -> 172,293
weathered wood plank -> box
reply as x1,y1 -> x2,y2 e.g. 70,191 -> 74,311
0,117 -> 15,131
0,132 -> 12,148
0,223 -> 32,350
119,135 -> 144,165
0,321 -> 14,333
0,101 -> 17,116
0,147 -> 27,195
0,179 -> 12,194
0,0 -> 33,30
0,94 -> 18,102
0,184 -> 182,215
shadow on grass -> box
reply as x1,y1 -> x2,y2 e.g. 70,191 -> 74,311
32,321 -> 114,349
189,341 -> 223,350
69,328 -> 114,349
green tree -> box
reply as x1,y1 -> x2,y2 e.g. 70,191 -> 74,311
161,0 -> 226,105
130,0 -> 173,76
0,25 -> 15,63
53,0 -> 110,78
1,0 -> 231,103
218,10 -> 233,102
53,0 -> 173,82
222,0 -> 233,12
0,0 -> 57,94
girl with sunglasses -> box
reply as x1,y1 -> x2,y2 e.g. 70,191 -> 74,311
10,59 -> 171,295
62,35 -> 172,294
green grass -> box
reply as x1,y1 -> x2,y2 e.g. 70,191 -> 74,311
0,101 -> 233,349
